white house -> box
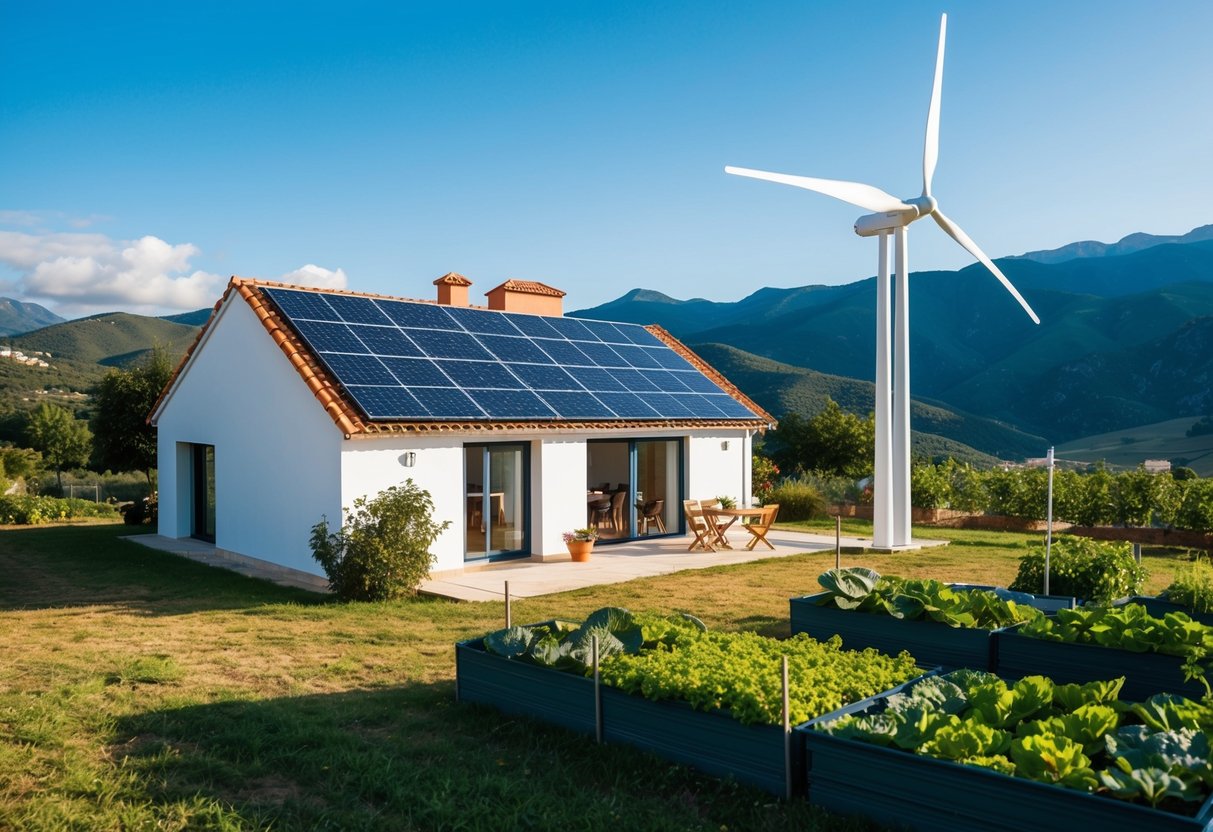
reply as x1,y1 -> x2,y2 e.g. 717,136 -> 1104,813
150,275 -> 775,583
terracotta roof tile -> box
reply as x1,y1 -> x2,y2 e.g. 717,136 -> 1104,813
152,277 -> 775,437
488,279 -> 566,298
433,272 -> 472,286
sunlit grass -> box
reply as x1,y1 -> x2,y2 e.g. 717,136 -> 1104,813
0,520 -> 1201,830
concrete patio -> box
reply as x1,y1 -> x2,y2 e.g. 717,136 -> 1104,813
419,527 -> 947,601
129,527 -> 948,601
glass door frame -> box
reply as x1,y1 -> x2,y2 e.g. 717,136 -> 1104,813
190,443 -> 215,543
464,441 -> 530,563
587,437 -> 684,544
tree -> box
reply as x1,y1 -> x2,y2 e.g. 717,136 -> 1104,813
764,398 -> 875,478
91,349 -> 174,488
25,404 -> 92,491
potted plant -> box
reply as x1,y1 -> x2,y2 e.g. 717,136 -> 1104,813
563,528 -> 598,562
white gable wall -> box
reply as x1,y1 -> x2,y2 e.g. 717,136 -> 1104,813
155,298 -> 342,576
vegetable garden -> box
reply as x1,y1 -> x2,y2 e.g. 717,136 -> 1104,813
459,548 -> 1213,830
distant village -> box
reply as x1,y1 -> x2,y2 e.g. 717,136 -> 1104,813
0,347 -> 49,368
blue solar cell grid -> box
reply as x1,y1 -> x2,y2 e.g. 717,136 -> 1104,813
261,286 -> 759,423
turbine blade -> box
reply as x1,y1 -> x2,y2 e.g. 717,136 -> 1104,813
922,13 -> 946,198
933,210 -> 1040,324
725,165 -> 910,213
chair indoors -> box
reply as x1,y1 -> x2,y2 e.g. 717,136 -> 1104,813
590,497 -> 612,532
608,490 -> 628,536
743,504 -> 780,551
639,499 -> 666,535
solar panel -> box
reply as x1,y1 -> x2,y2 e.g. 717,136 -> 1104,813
408,329 -> 495,361
507,363 -> 583,391
293,320 -> 369,354
443,305 -> 523,336
468,389 -> 556,419
375,298 -> 460,330
325,294 -> 394,326
380,357 -> 455,387
351,325 -> 422,357
319,354 -> 399,386
262,286 -> 762,423
410,387 -> 484,419
475,334 -> 553,364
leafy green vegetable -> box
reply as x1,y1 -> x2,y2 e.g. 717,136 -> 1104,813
1098,764 -> 1199,807
1053,678 -> 1124,711
819,670 -> 1213,814
600,630 -> 921,726
817,567 -> 881,608
484,625 -> 537,658
1009,734 -> 1097,791
925,720 -> 1011,760
813,568 -> 1045,630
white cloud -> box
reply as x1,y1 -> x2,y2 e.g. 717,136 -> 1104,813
278,264 -> 348,290
0,225 -> 348,317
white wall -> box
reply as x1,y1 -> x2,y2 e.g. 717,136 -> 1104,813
155,298 -> 342,576
339,436 -> 467,573
533,438 -> 588,556
686,430 -> 751,507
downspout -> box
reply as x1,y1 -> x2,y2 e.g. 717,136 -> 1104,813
743,429 -> 752,507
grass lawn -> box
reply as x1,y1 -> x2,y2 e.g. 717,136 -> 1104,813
0,521 -> 1200,831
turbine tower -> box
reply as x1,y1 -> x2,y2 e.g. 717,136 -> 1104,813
726,13 -> 1039,549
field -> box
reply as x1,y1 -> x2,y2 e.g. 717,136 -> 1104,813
0,521 -> 1197,831
1058,416 -> 1213,475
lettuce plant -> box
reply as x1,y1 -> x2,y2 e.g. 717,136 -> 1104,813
819,670 -> 1213,814
814,567 -> 1044,630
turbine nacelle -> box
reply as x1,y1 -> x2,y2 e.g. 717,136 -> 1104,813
854,207 -> 918,237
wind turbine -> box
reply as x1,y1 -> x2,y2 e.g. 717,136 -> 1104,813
726,13 -> 1039,550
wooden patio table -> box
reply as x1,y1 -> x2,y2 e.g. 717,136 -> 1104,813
700,506 -> 766,549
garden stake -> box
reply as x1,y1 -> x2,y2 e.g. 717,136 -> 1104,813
835,516 -> 841,569
782,655 -> 791,800
592,635 -> 603,744
1133,542 -> 1142,565
504,581 -> 511,628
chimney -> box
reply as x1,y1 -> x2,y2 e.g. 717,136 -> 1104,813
433,272 -> 472,307
485,280 -> 566,316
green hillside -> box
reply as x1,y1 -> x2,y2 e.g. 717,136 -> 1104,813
1057,417 -> 1213,476
693,343 -> 1040,463
0,314 -> 199,414
11,313 -> 199,366
576,239 -> 1213,444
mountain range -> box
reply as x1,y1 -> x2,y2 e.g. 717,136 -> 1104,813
2,224 -> 1212,466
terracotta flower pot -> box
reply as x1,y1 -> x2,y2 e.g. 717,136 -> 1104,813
566,540 -> 594,562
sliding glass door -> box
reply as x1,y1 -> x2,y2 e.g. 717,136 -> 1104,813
464,443 -> 528,561
586,438 -> 681,542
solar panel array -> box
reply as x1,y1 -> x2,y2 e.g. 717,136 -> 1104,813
261,287 -> 760,422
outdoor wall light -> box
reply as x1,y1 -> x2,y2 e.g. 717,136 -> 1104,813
721,441 -> 730,451
401,451 -> 417,467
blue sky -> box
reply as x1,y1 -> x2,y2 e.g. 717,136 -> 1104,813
2,1 -> 1211,317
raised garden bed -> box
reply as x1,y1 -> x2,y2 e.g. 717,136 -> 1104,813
1118,596 -> 1213,628
798,671 -> 1213,831
455,608 -> 925,796
791,590 -> 1007,670
996,629 -> 1208,701
789,570 -> 1067,671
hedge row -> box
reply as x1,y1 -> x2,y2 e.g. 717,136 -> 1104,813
0,495 -> 118,525
910,461 -> 1213,531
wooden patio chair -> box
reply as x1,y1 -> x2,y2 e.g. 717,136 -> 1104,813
682,500 -> 715,552
639,499 -> 666,535
743,504 -> 779,551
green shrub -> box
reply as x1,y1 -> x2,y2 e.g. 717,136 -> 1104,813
1009,536 -> 1148,603
1175,478 -> 1213,532
1162,559 -> 1213,614
0,494 -> 118,524
309,480 -> 451,601
764,477 -> 825,521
